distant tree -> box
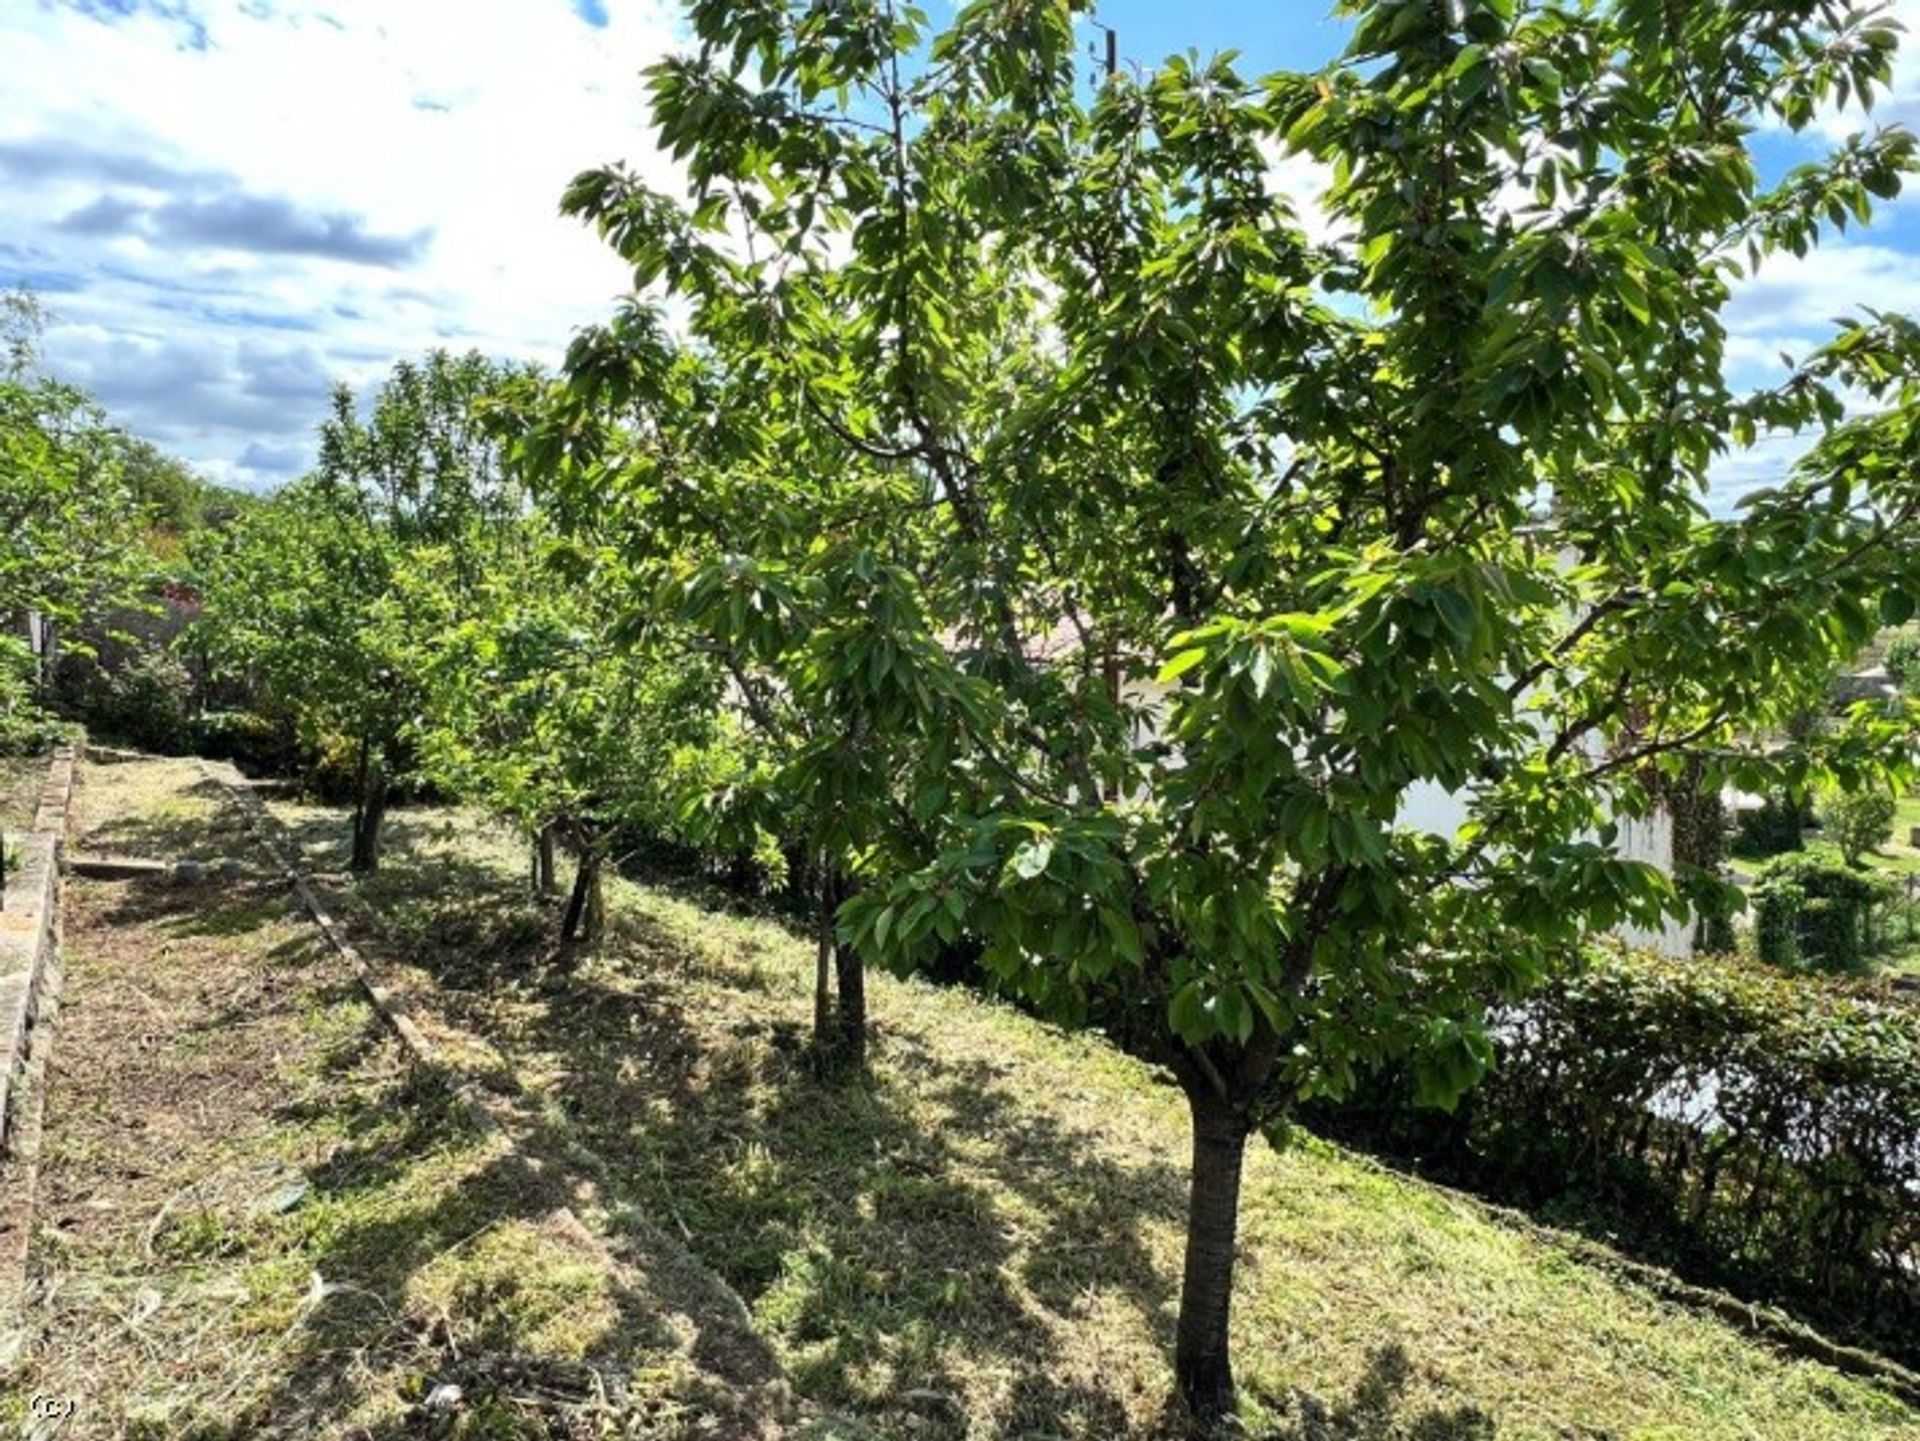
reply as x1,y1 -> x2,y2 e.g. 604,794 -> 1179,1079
197,351 -> 528,869
0,289 -> 144,746
318,350 -> 530,565
518,318 -> 914,1065
1818,783 -> 1898,867
195,474 -> 407,868
561,0 -> 1920,1429
1,287 -> 49,380
1887,626 -> 1920,695
405,511 -> 739,943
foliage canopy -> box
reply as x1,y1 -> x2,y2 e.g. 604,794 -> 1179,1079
542,0 -> 1920,1423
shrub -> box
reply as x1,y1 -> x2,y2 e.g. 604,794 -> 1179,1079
1310,947 -> 1920,1363
1731,791 -> 1809,859
1886,627 -> 1920,695
1816,784 -> 1897,865
1752,851 -> 1892,972
95,650 -> 196,754
193,709 -> 295,775
0,636 -> 57,757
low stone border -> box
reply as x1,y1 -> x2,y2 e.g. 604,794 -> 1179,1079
0,743 -> 77,1157
191,760 -> 448,1087
0,742 -> 78,1368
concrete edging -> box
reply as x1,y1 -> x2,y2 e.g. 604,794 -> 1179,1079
0,741 -> 79,1368
192,759 -> 796,1431
190,759 -> 450,1087
0,742 -> 78,1158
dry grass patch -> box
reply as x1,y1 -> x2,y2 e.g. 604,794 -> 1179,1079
269,799 -> 1920,1441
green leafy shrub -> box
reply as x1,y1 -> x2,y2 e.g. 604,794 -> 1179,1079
1753,852 -> 1892,972
1885,627 -> 1920,694
1731,792 -> 1808,859
0,635 -> 57,756
193,709 -> 295,774
94,650 -> 195,755
1816,784 -> 1898,865
1311,947 -> 1920,1363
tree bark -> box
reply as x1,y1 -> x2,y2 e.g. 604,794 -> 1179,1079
533,822 -> 557,896
1174,1084 -> 1252,1435
349,747 -> 388,873
561,852 -> 598,943
814,856 -> 834,1050
834,935 -> 867,1068
585,857 -> 605,942
348,733 -> 370,864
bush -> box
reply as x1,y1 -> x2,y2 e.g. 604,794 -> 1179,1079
0,637 -> 57,757
1309,947 -> 1920,1364
193,709 -> 296,774
1816,784 -> 1897,866
1731,792 -> 1807,859
94,650 -> 196,754
1886,627 -> 1920,695
1753,851 -> 1893,973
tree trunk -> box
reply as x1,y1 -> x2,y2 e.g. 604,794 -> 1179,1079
814,856 -> 834,1050
561,852 -> 597,943
585,858 -> 605,942
834,936 -> 867,1068
532,823 -> 558,896
349,748 -> 388,873
348,733 -> 370,864
1174,1085 -> 1251,1435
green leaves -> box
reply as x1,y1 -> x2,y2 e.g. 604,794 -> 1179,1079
545,0 -> 1920,1156
1410,1017 -> 1496,1111
1006,834 -> 1054,881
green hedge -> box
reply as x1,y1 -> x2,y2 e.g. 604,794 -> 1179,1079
1732,793 -> 1808,859
1752,852 -> 1894,973
1310,947 -> 1920,1364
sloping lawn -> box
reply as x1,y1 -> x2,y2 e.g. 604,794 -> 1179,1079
1873,791 -> 1920,878
267,796 -> 1920,1441
3,758 -> 787,1439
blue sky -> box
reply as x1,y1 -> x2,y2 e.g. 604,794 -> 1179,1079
3,0 -> 1919,499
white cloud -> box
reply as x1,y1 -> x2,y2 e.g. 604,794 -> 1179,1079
1261,143 -> 1338,246
1710,241 -> 1920,509
0,0 -> 683,487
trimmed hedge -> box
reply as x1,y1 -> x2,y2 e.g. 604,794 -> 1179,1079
1310,947 -> 1920,1364
1752,851 -> 1895,973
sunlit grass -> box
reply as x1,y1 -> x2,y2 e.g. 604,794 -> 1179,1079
267,795 -> 1920,1441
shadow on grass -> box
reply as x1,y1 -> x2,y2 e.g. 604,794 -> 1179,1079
75,775 -> 253,858
89,870 -> 285,941
129,1032 -> 791,1440
1272,1344 -> 1497,1440
238,802 -> 1503,1438
317,845 -> 1193,1436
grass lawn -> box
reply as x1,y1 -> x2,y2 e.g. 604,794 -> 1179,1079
3,758 -> 782,1439
1876,791 -> 1920,878
257,792 -> 1920,1441
0,752 -> 45,834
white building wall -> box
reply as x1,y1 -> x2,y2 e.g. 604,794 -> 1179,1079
1396,780 -> 1692,958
